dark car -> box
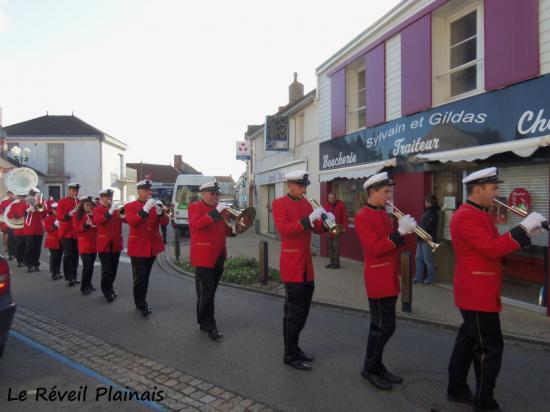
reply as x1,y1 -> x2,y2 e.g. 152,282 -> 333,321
0,256 -> 16,358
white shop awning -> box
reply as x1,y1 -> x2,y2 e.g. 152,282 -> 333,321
414,135 -> 550,163
319,158 -> 397,182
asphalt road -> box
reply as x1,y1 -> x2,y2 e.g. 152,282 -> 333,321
1,230 -> 549,411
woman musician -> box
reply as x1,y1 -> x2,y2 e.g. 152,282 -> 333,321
73,196 -> 97,295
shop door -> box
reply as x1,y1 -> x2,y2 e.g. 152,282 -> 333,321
267,185 -> 276,234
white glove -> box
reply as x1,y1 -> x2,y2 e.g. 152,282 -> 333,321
398,214 -> 417,235
142,198 -> 156,213
309,207 -> 326,224
216,202 -> 228,213
26,206 -> 33,213
54,220 -> 59,228
155,200 -> 164,215
520,212 -> 547,237
326,212 -> 336,222
108,203 -> 116,214
68,209 -> 75,216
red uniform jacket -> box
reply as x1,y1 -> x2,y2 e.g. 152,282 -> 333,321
450,201 -> 526,312
23,207 -> 47,236
57,197 -> 79,239
73,212 -> 97,254
272,194 -> 324,283
7,200 -> 28,236
124,199 -> 169,257
355,204 -> 402,299
0,198 -> 13,232
322,199 -> 349,238
188,200 -> 234,268
92,204 -> 124,253
43,215 -> 61,250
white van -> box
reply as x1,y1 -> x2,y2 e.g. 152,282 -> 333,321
171,175 -> 215,231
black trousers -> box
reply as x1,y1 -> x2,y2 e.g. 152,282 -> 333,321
283,281 -> 315,357
25,235 -> 43,267
7,229 -> 16,258
160,224 -> 167,244
328,235 -> 341,266
80,253 -> 96,290
130,256 -> 156,309
49,248 -> 63,275
99,252 -> 120,297
363,295 -> 398,374
15,235 -> 26,264
61,238 -> 79,281
195,255 -> 224,331
448,310 -> 504,409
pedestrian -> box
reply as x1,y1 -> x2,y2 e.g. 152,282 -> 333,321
57,183 -> 81,287
355,172 -> 416,390
7,193 -> 28,267
23,188 -> 47,272
160,220 -> 168,244
447,167 -> 547,411
272,170 -> 326,371
189,181 -> 236,340
0,191 -> 15,258
92,189 -> 123,303
322,193 -> 348,269
413,194 -> 440,284
124,179 -> 169,317
73,196 -> 97,295
43,203 -> 63,280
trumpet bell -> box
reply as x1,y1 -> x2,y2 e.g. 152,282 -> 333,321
224,207 -> 256,233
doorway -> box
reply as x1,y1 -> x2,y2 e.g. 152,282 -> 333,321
48,184 -> 62,201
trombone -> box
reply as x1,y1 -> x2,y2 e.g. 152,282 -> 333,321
493,198 -> 549,231
386,201 -> 440,252
224,206 -> 256,234
302,195 -> 343,236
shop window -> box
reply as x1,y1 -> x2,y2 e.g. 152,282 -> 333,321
331,179 -> 367,224
346,59 -> 366,133
432,1 -> 483,105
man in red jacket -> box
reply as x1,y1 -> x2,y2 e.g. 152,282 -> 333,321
322,193 -> 348,269
23,188 -> 47,272
124,179 -> 169,317
0,191 -> 15,260
355,172 -> 416,390
189,180 -> 235,340
57,183 -> 81,286
93,189 -> 124,303
43,203 -> 63,280
272,170 -> 326,371
447,167 -> 546,412
7,193 -> 29,267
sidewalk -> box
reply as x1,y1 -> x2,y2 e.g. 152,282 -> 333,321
167,231 -> 550,347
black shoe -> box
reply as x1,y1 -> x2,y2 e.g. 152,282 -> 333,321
296,349 -> 314,362
140,307 -> 152,317
75,279 -> 81,284
106,294 -> 115,303
325,263 -> 333,268
332,264 -> 341,269
361,370 -> 393,390
88,285 -> 96,291
68,280 -> 76,287
381,370 -> 403,384
283,356 -> 312,371
447,392 -> 474,404
208,328 -> 223,340
27,266 -> 33,273
81,288 -> 92,296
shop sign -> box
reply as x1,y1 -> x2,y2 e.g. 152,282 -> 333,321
507,188 -> 532,211
265,115 -> 289,151
320,73 -> 550,170
236,141 -> 251,160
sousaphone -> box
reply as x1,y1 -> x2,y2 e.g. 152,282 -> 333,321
3,167 -> 39,229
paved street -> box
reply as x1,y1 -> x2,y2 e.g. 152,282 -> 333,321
0,235 -> 549,411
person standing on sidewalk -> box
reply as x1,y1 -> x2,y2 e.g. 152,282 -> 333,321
57,183 -> 81,286
413,194 -> 440,284
355,172 -> 416,390
93,189 -> 123,303
43,203 -> 63,280
124,179 -> 169,317
74,196 -> 98,295
272,170 -> 326,371
322,193 -> 348,269
447,167 -> 547,412
189,181 -> 235,341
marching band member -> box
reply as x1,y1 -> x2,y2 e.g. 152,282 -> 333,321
73,196 -> 97,295
355,172 -> 416,390
92,189 -> 123,303
447,167 -> 547,412
23,188 -> 47,272
57,183 -> 81,287
0,191 -> 15,260
189,181 -> 235,340
124,179 -> 168,317
7,193 -> 29,267
272,170 -> 325,371
43,203 -> 63,280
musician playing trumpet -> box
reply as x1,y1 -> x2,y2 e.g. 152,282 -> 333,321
57,183 -> 81,287
74,196 -> 98,295
355,172 -> 416,390
23,188 -> 47,272
6,192 -> 28,267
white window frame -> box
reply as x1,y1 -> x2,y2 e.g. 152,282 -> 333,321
47,143 -> 65,175
346,60 -> 366,134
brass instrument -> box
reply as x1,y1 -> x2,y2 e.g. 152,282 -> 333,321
224,206 -> 256,234
3,167 -> 39,229
35,202 -> 46,213
386,201 -> 440,253
493,198 -> 549,231
302,195 -> 343,236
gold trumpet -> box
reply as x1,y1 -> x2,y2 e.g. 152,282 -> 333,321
386,201 -> 440,252
35,203 -> 46,212
493,198 -> 549,231
224,206 -> 256,234
302,195 -> 343,236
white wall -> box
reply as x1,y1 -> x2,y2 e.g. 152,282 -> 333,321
101,140 -> 125,200
541,0 -> 550,73
317,74 -> 332,143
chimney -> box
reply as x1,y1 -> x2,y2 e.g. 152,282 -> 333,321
289,72 -> 304,104
174,155 -> 182,172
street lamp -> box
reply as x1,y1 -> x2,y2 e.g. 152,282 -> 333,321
10,146 -> 31,167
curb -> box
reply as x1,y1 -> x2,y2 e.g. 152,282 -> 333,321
159,252 -> 550,351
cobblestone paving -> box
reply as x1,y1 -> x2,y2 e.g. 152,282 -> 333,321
12,307 -> 274,412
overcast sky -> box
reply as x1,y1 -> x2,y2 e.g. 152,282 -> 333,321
0,0 -> 402,179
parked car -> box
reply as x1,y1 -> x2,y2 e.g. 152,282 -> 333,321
0,256 -> 16,358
